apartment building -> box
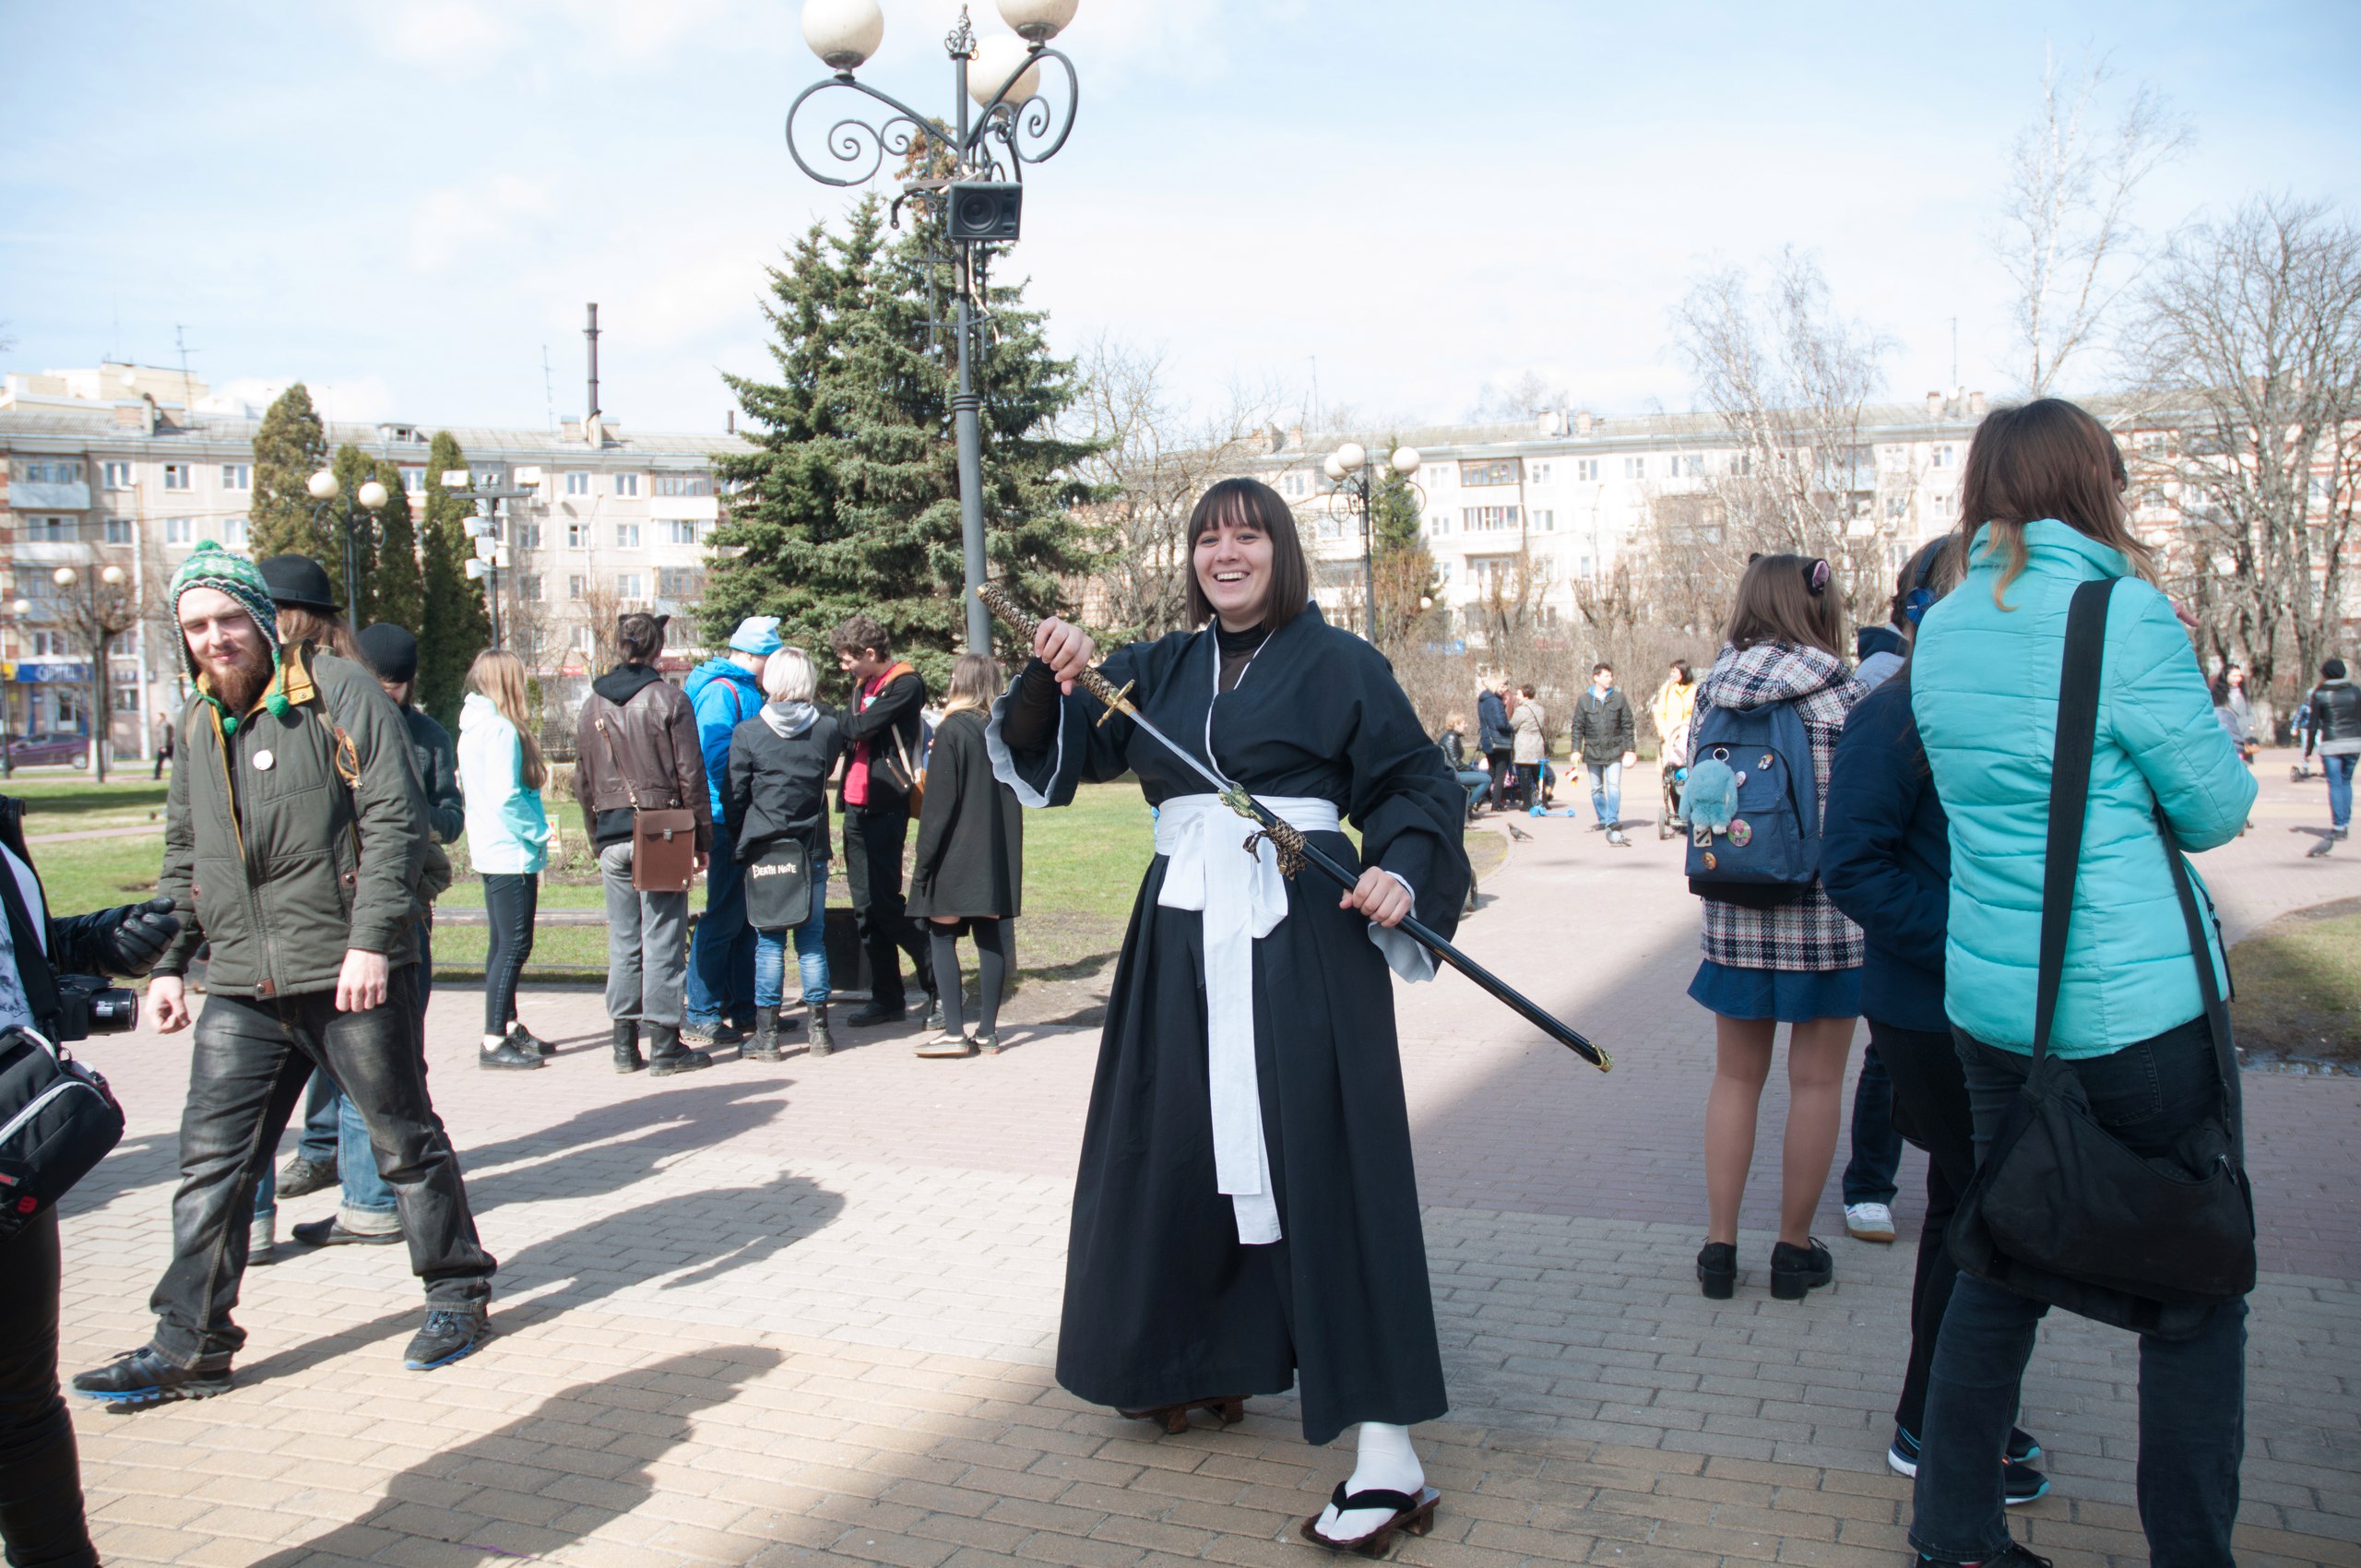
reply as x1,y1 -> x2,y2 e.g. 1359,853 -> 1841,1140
0,362 -> 752,761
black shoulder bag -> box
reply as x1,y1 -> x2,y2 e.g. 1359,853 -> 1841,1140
1947,577 -> 2257,1339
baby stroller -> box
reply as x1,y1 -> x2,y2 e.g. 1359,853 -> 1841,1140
1657,722 -> 1691,840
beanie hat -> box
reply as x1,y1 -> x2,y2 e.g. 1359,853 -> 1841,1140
169,541 -> 287,731
357,623 -> 421,685
729,615 -> 785,658
2328,658 -> 2349,681
260,553 -> 339,612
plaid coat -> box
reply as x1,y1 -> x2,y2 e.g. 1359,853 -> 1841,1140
1696,641 -> 1869,973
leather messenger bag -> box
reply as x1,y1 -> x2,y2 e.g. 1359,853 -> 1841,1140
595,717 -> 698,894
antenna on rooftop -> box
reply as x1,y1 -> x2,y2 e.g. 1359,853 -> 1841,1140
174,324 -> 196,396
542,344 -> 556,430
585,303 -> 601,423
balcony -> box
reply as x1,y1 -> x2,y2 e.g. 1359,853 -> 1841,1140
6,481 -> 90,510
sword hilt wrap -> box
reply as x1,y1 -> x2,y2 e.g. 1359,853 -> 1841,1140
975,581 -> 1140,719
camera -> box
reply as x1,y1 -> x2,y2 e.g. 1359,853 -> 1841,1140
54,974 -> 139,1040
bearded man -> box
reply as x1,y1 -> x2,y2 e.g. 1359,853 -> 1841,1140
73,543 -> 496,1408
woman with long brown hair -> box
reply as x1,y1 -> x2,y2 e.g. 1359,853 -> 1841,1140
907,654 -> 1024,1057
459,648 -> 553,1066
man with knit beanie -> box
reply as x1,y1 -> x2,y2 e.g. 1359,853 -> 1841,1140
74,544 -> 497,1408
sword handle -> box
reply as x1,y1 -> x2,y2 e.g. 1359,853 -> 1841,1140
974,582 -> 1139,719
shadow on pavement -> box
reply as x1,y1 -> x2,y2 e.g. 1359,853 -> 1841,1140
245,1345 -> 782,1568
457,1076 -> 794,1213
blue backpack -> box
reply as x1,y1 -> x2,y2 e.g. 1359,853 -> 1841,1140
1681,697 -> 1821,906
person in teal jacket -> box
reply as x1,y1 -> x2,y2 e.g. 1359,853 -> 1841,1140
1904,398 -> 2256,1568
457,650 -> 555,1070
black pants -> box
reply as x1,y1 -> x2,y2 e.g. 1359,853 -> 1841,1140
928,918 -> 1010,1039
1868,1018 -> 1975,1437
149,968 -> 496,1365
1485,749 -> 1514,810
844,804 -> 933,1012
481,873 -> 538,1035
0,1210 -> 95,1568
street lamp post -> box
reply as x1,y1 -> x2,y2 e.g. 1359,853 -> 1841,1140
786,0 -> 1085,654
1322,443 -> 1424,645
306,468 -> 390,620
0,597 -> 27,779
443,467 -> 540,649
52,564 -> 136,784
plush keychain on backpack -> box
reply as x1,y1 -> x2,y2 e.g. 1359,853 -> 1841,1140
1681,755 -> 1737,833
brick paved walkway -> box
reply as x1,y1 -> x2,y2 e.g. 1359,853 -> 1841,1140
53,753 -> 2361,1568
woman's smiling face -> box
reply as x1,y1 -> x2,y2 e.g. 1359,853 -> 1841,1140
1194,517 -> 1274,629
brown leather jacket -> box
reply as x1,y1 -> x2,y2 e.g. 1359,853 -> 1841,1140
574,663 -> 712,852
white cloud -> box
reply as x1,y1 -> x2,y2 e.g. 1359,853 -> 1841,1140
406,174 -> 558,273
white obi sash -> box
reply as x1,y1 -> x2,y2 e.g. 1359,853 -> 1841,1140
1153,792 -> 1435,1246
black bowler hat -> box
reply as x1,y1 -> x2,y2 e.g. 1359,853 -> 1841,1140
357,624 -> 420,684
259,554 -> 338,612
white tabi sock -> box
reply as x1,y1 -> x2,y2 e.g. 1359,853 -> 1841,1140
1314,1421 -> 1425,1541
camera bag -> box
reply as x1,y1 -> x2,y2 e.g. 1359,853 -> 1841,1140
0,1027 -> 125,1241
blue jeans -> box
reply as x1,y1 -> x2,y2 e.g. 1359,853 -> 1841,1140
686,821 -> 757,1029
753,866 -> 831,1007
1910,1018 -> 2246,1566
1841,1041 -> 1902,1206
2325,751 -> 2355,829
1585,760 -> 1622,826
1453,769 -> 1489,817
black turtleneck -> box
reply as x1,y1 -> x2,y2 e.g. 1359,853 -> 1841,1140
1216,622 -> 1268,695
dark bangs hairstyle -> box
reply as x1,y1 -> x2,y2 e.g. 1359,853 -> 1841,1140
1185,478 -> 1310,630
1956,397 -> 2153,609
1725,552 -> 1845,659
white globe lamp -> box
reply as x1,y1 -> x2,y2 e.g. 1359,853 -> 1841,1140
802,0 -> 884,70
100,566 -> 126,588
8,600 -> 28,617
969,34 -> 1043,105
1389,446 -> 1421,475
1334,442 -> 1367,472
51,568 -> 77,588
358,480 -> 389,511
998,0 -> 1078,42
306,469 -> 339,501
1323,454 -> 1347,481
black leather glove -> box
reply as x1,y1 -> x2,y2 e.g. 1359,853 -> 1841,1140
99,897 -> 181,978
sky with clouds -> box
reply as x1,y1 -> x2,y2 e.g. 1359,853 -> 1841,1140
5,0 -> 2358,436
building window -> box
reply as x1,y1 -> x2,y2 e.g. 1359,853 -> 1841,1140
1531,509 -> 1554,531
567,575 -> 587,600
30,632 -> 66,659
658,567 -> 703,599
162,463 -> 190,491
653,473 -> 710,497
664,519 -> 699,546
1528,462 -> 1551,483
1458,458 -> 1521,487
1575,458 -> 1599,481
566,521 -> 589,550
1676,454 -> 1704,478
223,516 -> 248,546
615,573 -> 645,600
113,685 -> 142,714
103,517 -> 132,544
615,523 -> 641,549
513,521 -> 542,550
1461,505 -> 1520,532
24,517 -> 71,543
17,460 -> 84,483
401,468 -> 426,493
478,465 -> 507,487
1932,444 -> 1955,469
220,464 -> 251,491
516,575 -> 543,601
612,473 -> 640,497
1728,452 -> 1753,476
164,517 -> 194,543
564,471 -> 591,496
574,625 -> 595,652
1428,515 -> 1451,536
102,461 -> 135,490
1623,457 -> 1646,481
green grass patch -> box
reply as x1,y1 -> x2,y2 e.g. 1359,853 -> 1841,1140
2227,897 -> 2361,1065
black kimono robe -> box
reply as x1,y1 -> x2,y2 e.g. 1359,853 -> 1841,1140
989,606 -> 1471,1445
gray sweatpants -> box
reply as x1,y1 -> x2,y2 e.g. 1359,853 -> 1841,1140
599,841 -> 689,1028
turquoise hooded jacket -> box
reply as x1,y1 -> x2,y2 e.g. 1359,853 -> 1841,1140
1911,519 -> 2255,1055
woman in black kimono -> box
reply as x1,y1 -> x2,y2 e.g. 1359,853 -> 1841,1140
990,478 -> 1471,1552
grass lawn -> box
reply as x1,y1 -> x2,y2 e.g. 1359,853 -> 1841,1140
2227,896 -> 2361,1065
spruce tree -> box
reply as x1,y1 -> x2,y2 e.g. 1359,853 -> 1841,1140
1370,445 -> 1438,651
248,384 -> 328,564
705,196 -> 1099,693
417,432 -> 492,732
370,459 -> 424,635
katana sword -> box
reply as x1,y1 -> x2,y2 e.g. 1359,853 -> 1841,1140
977,582 -> 1611,1072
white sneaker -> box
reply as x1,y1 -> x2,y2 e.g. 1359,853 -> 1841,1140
1844,1202 -> 1896,1242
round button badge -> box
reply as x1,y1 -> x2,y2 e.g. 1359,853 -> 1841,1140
253,749 -> 275,771
1728,818 -> 1753,847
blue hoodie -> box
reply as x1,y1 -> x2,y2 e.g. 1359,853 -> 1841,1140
685,658 -> 765,819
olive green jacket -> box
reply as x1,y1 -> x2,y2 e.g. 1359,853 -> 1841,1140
155,643 -> 429,998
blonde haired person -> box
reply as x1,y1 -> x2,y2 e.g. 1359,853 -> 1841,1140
723,646 -> 845,1060
907,654 -> 1025,1056
459,649 -> 554,1067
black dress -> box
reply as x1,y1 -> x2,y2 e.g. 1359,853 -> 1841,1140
908,709 -> 1023,920
991,606 -> 1471,1445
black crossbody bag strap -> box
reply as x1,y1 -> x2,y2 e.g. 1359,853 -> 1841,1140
2157,809 -> 2244,1169
2031,577 -> 2118,1068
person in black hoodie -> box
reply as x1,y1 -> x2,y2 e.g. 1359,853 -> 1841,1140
724,647 -> 844,1061
1820,545 -> 2051,1507
831,614 -> 937,1028
0,797 -> 184,1568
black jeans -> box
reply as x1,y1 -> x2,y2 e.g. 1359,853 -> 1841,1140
481,873 -> 538,1035
1842,1040 -> 1904,1206
1485,749 -> 1514,810
0,1209 -> 95,1568
844,804 -> 932,1012
1868,1019 -> 1976,1438
1911,1017 -> 2246,1566
149,968 -> 496,1366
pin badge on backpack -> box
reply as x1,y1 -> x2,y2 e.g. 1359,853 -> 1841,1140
1728,819 -> 1752,847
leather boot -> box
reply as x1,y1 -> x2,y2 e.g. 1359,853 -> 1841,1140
647,1023 -> 713,1077
806,1004 -> 834,1059
745,1006 -> 784,1063
611,1020 -> 645,1074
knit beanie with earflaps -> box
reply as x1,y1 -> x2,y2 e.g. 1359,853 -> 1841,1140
169,540 -> 288,734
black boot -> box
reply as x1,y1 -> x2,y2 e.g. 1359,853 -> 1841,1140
612,1020 -> 646,1074
745,1006 -> 784,1063
647,1023 -> 713,1076
807,1003 -> 834,1058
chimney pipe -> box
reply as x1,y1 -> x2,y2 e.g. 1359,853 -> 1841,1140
586,303 -> 601,423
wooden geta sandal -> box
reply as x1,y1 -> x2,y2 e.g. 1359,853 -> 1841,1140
1299,1485 -> 1441,1556
1116,1395 -> 1246,1434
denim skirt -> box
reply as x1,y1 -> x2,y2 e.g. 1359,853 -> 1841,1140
1688,958 -> 1861,1022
